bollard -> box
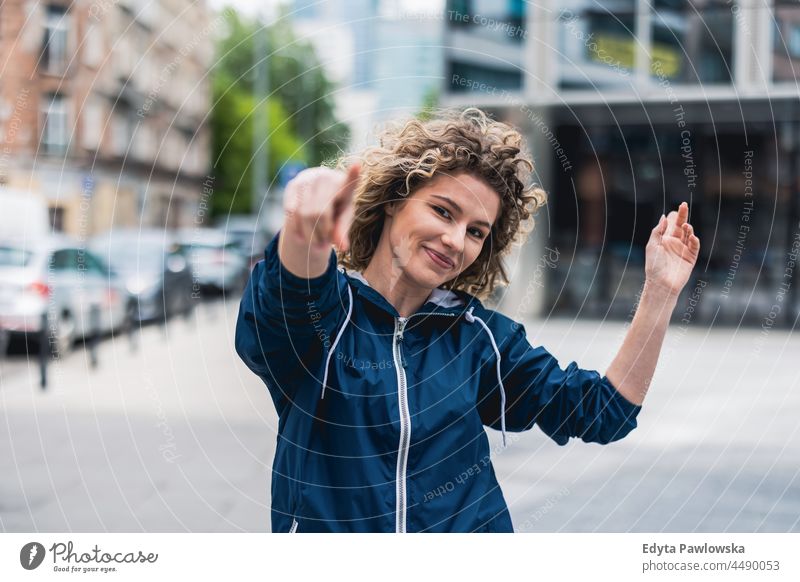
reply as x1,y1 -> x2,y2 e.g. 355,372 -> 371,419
0,328 -> 9,358
89,304 -> 100,369
39,311 -> 48,389
0,328 -> 9,377
127,301 -> 139,353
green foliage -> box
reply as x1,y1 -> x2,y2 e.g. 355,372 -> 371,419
417,86 -> 440,121
210,6 -> 350,216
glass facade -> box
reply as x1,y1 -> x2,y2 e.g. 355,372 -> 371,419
773,0 -> 800,82
557,0 -> 734,89
548,108 -> 800,325
447,0 -> 526,43
445,0 -> 800,325
445,0 -> 526,92
651,0 -> 733,84
558,0 -> 637,90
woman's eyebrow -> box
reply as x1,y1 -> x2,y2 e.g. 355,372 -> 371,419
430,194 -> 491,229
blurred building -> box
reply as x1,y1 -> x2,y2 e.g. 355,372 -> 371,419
291,0 -> 445,151
0,0 -> 212,238
444,0 -> 800,326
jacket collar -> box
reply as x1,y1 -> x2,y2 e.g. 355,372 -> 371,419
343,268 -> 472,318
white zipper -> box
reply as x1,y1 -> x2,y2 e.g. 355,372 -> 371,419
392,311 -> 457,533
393,316 -> 410,533
289,518 -> 298,533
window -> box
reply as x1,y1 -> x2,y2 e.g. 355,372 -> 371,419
449,60 -> 522,92
557,0 -> 637,90
447,0 -> 526,43
651,0 -> 733,84
48,207 -> 64,232
80,251 -> 108,275
0,247 -> 34,267
40,93 -> 68,154
50,249 -> 76,271
791,25 -> 800,59
773,0 -> 800,81
42,5 -> 69,74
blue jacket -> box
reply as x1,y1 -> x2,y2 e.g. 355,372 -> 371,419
235,233 -> 641,533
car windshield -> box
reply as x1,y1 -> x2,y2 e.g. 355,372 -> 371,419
99,240 -> 165,271
0,245 -> 34,267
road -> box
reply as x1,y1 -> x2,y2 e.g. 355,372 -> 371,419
1,297 -> 798,532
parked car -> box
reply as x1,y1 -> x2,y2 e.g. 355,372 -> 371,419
0,235 -> 131,356
176,228 -> 248,294
90,229 -> 194,323
214,215 -> 271,271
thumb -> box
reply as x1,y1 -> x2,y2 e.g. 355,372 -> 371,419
651,214 -> 667,243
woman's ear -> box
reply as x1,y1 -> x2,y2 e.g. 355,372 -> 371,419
385,200 -> 397,218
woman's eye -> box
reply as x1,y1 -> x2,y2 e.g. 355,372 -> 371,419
470,229 -> 485,239
433,205 -> 451,219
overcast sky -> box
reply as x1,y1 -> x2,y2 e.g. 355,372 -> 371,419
206,0 -> 444,19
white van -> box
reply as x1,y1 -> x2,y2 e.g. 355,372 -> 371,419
0,188 -> 51,241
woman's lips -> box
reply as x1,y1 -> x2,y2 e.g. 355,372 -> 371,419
424,247 -> 454,269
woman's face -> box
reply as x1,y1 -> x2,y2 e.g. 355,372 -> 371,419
383,172 -> 501,291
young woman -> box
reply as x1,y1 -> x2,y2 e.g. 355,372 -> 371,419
235,109 -> 700,533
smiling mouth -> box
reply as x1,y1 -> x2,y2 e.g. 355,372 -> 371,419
424,247 -> 455,269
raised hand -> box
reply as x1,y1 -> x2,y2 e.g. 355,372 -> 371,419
280,164 -> 360,278
645,202 -> 701,296
283,164 -> 360,253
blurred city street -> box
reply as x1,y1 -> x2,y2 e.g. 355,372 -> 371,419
2,296 -> 798,532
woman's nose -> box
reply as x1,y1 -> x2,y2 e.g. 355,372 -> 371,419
441,225 -> 466,252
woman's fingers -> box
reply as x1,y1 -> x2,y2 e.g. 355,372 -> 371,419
676,201 -> 689,227
333,163 -> 361,215
687,223 -> 700,254
312,206 -> 333,248
283,165 -> 361,250
664,202 -> 690,239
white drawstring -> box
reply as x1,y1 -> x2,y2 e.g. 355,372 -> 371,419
464,306 -> 507,446
320,283 -> 353,400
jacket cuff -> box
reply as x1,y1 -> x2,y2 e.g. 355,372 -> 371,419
602,375 -> 643,417
265,230 -> 338,292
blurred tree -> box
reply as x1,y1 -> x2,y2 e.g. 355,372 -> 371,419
210,7 -> 350,216
210,71 -> 304,216
416,86 -> 440,121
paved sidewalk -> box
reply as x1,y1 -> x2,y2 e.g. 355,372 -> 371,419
1,300 -> 275,532
2,299 -> 798,532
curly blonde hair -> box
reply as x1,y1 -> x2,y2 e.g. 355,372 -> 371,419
336,107 -> 547,300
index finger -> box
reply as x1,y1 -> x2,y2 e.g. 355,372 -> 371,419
676,201 -> 689,227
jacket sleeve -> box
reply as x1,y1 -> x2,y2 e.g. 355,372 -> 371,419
477,322 -> 642,445
234,232 -> 348,417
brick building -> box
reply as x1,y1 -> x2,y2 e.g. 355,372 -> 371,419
0,0 -> 212,237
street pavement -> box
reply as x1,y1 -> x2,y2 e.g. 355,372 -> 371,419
1,297 -> 798,532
